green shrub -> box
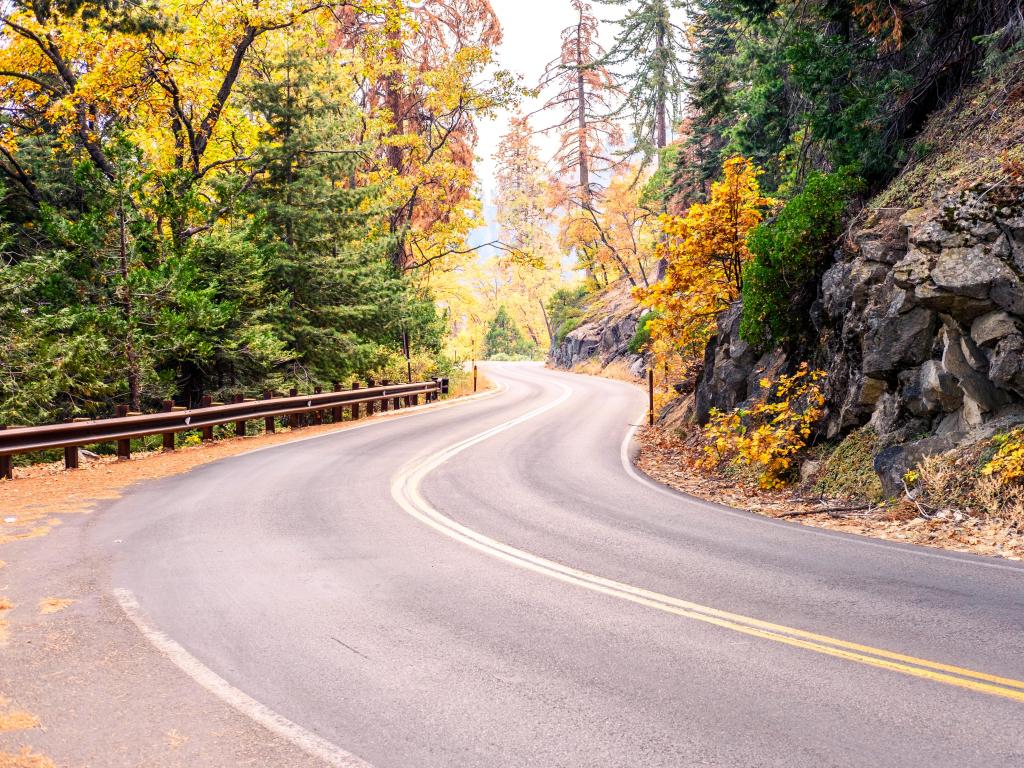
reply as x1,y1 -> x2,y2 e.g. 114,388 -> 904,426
547,285 -> 590,345
628,310 -> 661,354
740,170 -> 862,347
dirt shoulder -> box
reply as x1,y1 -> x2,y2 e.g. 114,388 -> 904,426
635,425 -> 1024,562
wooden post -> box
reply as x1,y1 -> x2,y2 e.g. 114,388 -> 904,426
234,393 -> 247,437
473,364 -> 478,392
162,400 -> 176,450
365,379 -> 375,415
0,426 -> 11,480
332,383 -> 344,422
350,382 -> 361,420
288,388 -> 300,429
200,395 -> 214,441
380,380 -> 390,412
313,386 -> 323,425
116,404 -> 131,459
263,390 -> 276,434
64,419 -> 79,470
648,368 -> 655,426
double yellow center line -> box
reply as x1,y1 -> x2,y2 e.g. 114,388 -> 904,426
391,378 -> 1024,704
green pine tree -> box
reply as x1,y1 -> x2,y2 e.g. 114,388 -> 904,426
596,0 -> 687,164
484,306 -> 537,360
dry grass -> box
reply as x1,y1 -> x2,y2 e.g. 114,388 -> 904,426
569,357 -> 641,382
874,51 -> 1024,208
448,368 -> 493,398
0,749 -> 55,768
37,598 -> 73,615
636,425 -> 1024,560
914,450 -> 1024,527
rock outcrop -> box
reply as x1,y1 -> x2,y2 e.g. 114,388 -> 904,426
682,184 -> 1024,495
549,279 -> 647,378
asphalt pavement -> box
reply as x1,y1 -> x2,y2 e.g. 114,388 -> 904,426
93,362 -> 1024,767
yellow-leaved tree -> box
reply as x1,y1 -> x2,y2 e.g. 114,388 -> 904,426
639,156 -> 775,377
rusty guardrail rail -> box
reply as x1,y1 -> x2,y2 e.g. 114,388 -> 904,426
0,377 -> 450,479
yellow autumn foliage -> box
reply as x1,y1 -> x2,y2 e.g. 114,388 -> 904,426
702,363 -> 826,489
981,427 -> 1024,485
638,156 -> 776,375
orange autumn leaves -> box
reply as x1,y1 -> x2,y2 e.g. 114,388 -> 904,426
638,156 -> 776,371
637,157 -> 827,489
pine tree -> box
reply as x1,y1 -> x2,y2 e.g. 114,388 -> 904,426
596,0 -> 686,164
483,306 -> 537,359
536,0 -> 622,208
244,48 -> 437,387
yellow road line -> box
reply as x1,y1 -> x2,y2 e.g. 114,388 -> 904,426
390,375 -> 1024,704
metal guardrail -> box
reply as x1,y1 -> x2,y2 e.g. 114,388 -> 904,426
0,377 -> 450,479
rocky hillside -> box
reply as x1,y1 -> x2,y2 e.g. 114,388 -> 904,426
549,279 -> 647,378
676,57 -> 1024,496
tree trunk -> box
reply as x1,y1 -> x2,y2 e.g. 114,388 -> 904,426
118,194 -> 141,412
539,298 -> 554,346
655,17 -> 667,155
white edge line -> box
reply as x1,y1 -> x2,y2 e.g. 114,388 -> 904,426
614,401 -> 1024,575
113,588 -> 373,768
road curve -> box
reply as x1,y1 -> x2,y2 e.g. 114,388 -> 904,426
94,362 -> 1024,767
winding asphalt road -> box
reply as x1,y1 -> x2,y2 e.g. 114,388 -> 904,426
94,363 -> 1024,767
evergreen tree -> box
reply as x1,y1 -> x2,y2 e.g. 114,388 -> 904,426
484,306 -> 537,359
244,49 -> 442,388
596,0 -> 686,164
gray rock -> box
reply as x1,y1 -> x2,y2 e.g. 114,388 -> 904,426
861,306 -> 936,376
970,313 -> 1019,348
858,377 -> 888,407
940,322 -> 1007,412
549,279 -> 645,374
694,303 -> 760,423
917,360 -> 962,412
874,433 -> 962,498
799,460 -> 822,484
989,334 -> 1024,396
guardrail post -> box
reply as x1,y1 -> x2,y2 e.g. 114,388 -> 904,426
115,404 -> 131,459
365,379 -> 375,415
441,377 -> 449,396
473,364 -> 478,392
313,386 -> 323,425
162,400 -> 176,450
380,380 -> 390,412
200,395 -> 214,441
288,388 -> 300,429
350,382 -> 360,420
332,383 -> 344,422
63,419 -> 80,469
263,390 -> 276,433
1,426 -> 12,480
233,394 -> 247,436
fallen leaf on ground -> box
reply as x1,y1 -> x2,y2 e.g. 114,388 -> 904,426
0,748 -> 56,768
38,598 -> 74,615
0,710 -> 40,733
